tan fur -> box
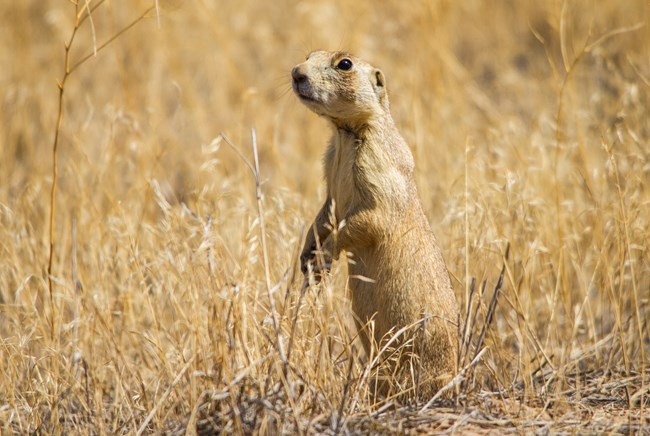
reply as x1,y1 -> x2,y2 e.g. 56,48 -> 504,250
292,51 -> 459,401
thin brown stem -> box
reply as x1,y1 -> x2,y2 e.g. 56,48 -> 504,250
47,2 -> 156,340
48,9 -> 79,340
70,5 -> 156,75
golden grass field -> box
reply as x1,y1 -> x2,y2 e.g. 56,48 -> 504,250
1,0 -> 649,433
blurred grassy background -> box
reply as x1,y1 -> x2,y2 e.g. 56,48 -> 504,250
1,0 -> 648,433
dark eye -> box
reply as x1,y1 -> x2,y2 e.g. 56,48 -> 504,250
337,58 -> 353,70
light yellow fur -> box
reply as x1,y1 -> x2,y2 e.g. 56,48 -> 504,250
292,51 -> 459,400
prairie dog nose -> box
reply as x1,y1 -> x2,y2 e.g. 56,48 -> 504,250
291,66 -> 307,84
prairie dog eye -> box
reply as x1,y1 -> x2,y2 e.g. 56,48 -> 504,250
337,58 -> 353,70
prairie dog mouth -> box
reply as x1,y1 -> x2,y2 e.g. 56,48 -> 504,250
297,91 -> 317,103
292,80 -> 317,102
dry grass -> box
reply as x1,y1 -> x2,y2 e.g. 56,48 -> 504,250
1,0 -> 649,434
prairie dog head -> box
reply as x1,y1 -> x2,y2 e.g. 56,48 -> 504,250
291,51 -> 388,126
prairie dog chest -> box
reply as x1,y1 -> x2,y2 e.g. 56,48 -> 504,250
324,133 -> 359,220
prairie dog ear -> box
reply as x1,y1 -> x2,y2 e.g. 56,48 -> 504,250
372,68 -> 386,101
374,69 -> 385,87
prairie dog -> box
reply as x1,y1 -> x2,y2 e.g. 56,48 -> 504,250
292,51 -> 458,400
